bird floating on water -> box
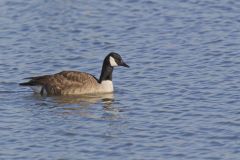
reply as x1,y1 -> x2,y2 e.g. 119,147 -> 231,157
19,52 -> 129,96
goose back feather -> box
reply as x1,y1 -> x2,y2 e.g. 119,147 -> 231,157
20,71 -> 101,95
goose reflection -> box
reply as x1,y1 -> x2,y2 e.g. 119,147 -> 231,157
52,93 -> 114,107
29,92 -> 121,120
53,93 -> 120,118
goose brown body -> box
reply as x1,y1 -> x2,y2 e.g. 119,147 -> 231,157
21,71 -> 103,95
19,52 -> 129,96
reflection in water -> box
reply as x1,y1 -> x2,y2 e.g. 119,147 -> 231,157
51,93 -> 121,120
53,93 -> 114,106
24,92 -> 119,119
27,92 -> 114,105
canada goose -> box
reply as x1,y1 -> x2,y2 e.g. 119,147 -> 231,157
19,52 -> 129,95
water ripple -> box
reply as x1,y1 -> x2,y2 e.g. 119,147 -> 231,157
1,0 -> 240,160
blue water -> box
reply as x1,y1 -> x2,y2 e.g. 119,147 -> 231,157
1,0 -> 240,159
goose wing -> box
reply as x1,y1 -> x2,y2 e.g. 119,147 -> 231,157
58,71 -> 99,84
20,71 -> 99,95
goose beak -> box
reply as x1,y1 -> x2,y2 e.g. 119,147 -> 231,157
121,61 -> 129,68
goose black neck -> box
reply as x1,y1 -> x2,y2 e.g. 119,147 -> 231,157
99,61 -> 113,83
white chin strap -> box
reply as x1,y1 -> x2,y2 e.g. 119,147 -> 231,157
109,56 -> 118,67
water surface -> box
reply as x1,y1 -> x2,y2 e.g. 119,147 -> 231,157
1,0 -> 240,159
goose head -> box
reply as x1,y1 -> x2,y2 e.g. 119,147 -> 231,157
105,52 -> 129,68
99,52 -> 129,83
